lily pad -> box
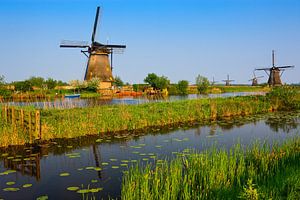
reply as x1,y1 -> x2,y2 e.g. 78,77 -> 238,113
0,170 -> 16,176
3,187 -> 20,192
120,163 -> 128,167
1,153 -> 9,157
36,195 -> 48,200
6,182 -> 15,185
91,180 -> 98,183
77,189 -> 90,194
59,173 -> 70,177
89,188 -> 103,193
112,166 -> 119,169
67,186 -> 79,191
85,167 -> 95,170
23,184 -> 32,188
95,139 -> 103,143
94,167 -> 102,171
77,168 -> 83,171
109,158 -> 117,162
102,162 -> 109,166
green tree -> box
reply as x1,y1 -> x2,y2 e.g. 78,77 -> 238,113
177,80 -> 189,95
45,78 -> 57,89
144,73 -> 170,90
114,76 -> 124,87
13,80 -> 33,92
27,76 -> 44,88
196,75 -> 210,94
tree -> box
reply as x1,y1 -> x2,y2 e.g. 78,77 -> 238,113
13,80 -> 33,92
144,73 -> 170,90
45,78 -> 57,89
196,75 -> 210,94
27,76 -> 45,88
113,76 -> 124,87
144,73 -> 159,88
177,80 -> 189,95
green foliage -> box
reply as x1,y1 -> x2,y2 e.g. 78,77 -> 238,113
122,138 -> 300,199
86,78 -> 100,92
177,80 -> 189,95
13,80 -> 33,92
196,75 -> 210,94
0,75 -> 12,97
267,86 -> 300,110
144,73 -> 170,90
239,179 -> 259,200
27,76 -> 44,88
114,76 -> 124,87
45,78 -> 57,90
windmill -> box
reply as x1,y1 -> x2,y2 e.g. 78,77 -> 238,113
60,6 -> 126,89
255,50 -> 294,86
222,75 -> 234,86
249,72 -> 263,86
211,77 -> 218,86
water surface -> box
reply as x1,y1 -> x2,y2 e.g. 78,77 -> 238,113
0,111 -> 299,200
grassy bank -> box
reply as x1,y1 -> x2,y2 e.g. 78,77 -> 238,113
121,137 -> 300,199
0,87 -> 299,146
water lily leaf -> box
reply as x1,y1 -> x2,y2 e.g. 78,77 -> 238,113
3,187 -> 19,192
67,146 -> 73,148
132,151 -> 139,154
109,158 -> 117,162
67,187 -> 79,191
91,180 -> 98,183
77,168 -> 83,171
89,188 -> 103,193
7,156 -> 14,160
142,158 -> 149,161
130,160 -> 137,163
94,167 -> 102,171
1,153 -> 9,157
36,195 -> 48,200
6,182 -> 15,185
85,167 -> 95,170
139,153 -> 146,156
59,173 -> 70,177
12,158 -> 22,162
77,189 -> 90,194
23,184 -> 32,188
0,170 -> 16,176
95,139 -> 103,143
112,166 -> 119,169
155,145 -> 162,148
101,162 -> 109,166
121,160 -> 129,163
120,163 -> 128,167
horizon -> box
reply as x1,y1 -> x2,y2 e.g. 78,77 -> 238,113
0,0 -> 299,84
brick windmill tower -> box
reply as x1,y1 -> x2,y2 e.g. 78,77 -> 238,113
255,50 -> 294,86
60,6 -> 126,91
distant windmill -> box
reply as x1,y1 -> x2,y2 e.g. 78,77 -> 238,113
211,77 -> 218,86
255,50 -> 294,86
222,75 -> 234,86
60,6 -> 126,89
249,72 -> 263,86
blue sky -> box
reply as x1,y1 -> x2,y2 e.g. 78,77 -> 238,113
0,0 -> 299,84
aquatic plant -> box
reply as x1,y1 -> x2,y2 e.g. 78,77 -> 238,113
121,138 -> 300,199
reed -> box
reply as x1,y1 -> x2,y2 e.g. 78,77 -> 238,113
121,138 -> 300,199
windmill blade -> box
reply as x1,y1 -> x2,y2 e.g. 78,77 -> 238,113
105,44 -> 126,48
60,40 -> 89,48
277,65 -> 295,69
256,76 -> 264,79
91,6 -> 100,43
255,68 -> 271,71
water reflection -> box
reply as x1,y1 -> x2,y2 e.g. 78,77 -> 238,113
1,92 -> 265,109
0,111 -> 299,200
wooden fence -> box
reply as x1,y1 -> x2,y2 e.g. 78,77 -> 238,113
1,106 -> 41,142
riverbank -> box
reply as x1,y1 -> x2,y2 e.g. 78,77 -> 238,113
0,87 -> 299,147
121,137 -> 300,199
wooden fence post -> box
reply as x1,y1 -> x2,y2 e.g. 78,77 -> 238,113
35,110 -> 41,140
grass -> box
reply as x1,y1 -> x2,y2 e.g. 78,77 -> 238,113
0,87 -> 299,146
121,137 -> 300,199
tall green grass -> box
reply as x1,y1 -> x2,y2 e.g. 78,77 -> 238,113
40,96 -> 272,140
122,138 -> 300,199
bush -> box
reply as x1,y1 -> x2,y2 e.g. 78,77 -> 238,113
196,75 -> 210,94
177,80 -> 189,95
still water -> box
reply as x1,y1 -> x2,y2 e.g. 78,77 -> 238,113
1,92 -> 265,109
0,111 -> 299,199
